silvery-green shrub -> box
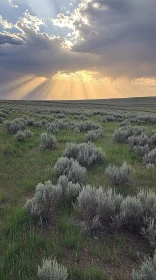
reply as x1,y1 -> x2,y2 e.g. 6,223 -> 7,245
151,133 -> 156,145
0,117 -> 4,123
137,189 -> 156,219
0,111 -> 7,118
4,118 -> 27,134
141,218 -> 156,247
47,123 -> 58,134
146,163 -> 155,169
54,157 -> 86,184
105,162 -> 132,186
34,121 -> 43,128
113,126 -> 147,143
86,130 -> 98,142
67,159 -> 86,184
132,251 -> 156,280
55,120 -> 69,130
105,115 -> 117,122
25,181 -> 62,223
15,130 -> 26,142
75,186 -> 123,231
54,157 -> 71,177
120,119 -> 130,127
26,118 -> 35,126
128,133 -> 150,147
38,257 -> 68,280
24,129 -> 33,138
41,133 -> 57,149
113,126 -> 133,143
132,126 -> 147,136
58,175 -> 81,202
75,185 -> 98,224
74,121 -> 100,132
63,142 -> 105,167
133,144 -> 150,156
86,129 -> 103,142
120,196 -> 143,232
96,187 -> 123,230
143,148 -> 156,165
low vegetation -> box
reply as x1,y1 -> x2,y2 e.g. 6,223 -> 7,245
0,98 -> 156,280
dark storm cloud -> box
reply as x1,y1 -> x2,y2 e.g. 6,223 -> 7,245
0,22 -> 97,79
0,0 -> 156,87
0,33 -> 23,45
71,0 -> 156,78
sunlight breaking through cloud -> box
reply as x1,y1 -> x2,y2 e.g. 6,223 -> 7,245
0,0 -> 156,99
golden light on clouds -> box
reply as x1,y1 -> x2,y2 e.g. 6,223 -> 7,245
1,71 -> 156,100
52,70 -> 98,83
52,70 -> 110,84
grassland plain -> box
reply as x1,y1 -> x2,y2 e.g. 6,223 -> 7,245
0,97 -> 156,280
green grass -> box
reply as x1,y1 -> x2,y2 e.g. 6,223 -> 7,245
0,101 -> 156,279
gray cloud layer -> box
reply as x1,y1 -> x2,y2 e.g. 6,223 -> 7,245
70,0 -> 156,78
0,0 -> 156,86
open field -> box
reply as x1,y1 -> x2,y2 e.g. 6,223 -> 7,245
0,97 -> 156,280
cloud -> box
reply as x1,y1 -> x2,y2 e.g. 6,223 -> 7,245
0,17 -> 97,79
8,0 -> 18,8
0,0 -> 156,100
0,15 -> 13,29
0,32 -> 23,45
15,10 -> 46,32
53,0 -> 156,79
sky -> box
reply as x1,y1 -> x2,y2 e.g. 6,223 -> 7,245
0,0 -> 156,100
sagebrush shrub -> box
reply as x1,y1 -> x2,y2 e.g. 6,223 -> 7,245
58,175 -> 81,202
96,187 -> 123,230
15,130 -> 26,142
38,257 -> 68,280
67,159 -> 86,184
24,181 -> 62,223
75,185 -> 98,224
151,133 -> 156,145
54,157 -> 86,184
113,126 -> 147,143
26,118 -> 35,126
4,118 -> 27,134
133,144 -> 150,156
137,189 -> 156,219
141,217 -> 156,247
143,149 -> 156,165
146,163 -> 155,169
24,129 -> 33,138
132,126 -> 147,136
55,120 -> 70,130
86,129 -> 103,142
74,121 -> 100,132
54,157 -> 71,177
105,162 -> 132,186
0,111 -> 7,118
128,133 -> 150,147
113,126 -> 133,143
75,186 -> 123,231
120,119 -> 130,127
132,251 -> 156,280
47,123 -> 58,134
105,115 -> 117,122
40,133 -> 57,149
34,121 -> 43,128
0,117 -> 4,123
63,142 -> 105,167
120,196 -> 143,232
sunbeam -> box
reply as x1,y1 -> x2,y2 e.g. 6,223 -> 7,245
1,70 -> 156,100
